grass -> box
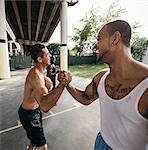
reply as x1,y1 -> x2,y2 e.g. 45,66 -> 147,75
68,64 -> 108,78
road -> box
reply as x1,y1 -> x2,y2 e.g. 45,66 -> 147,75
0,69 -> 100,150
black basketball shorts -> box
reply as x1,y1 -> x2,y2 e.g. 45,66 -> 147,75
18,105 -> 46,147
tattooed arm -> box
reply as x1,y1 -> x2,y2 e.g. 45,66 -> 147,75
66,79 -> 98,105
66,70 -> 107,105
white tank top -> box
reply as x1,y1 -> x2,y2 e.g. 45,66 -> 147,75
98,70 -> 148,150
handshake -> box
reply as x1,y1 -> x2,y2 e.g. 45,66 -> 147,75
57,71 -> 72,86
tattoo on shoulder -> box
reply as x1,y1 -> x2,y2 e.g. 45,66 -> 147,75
92,80 -> 98,94
82,92 -> 91,100
82,80 -> 98,100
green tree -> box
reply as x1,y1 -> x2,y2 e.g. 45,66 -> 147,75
131,36 -> 148,61
47,43 -> 60,55
71,0 -> 126,56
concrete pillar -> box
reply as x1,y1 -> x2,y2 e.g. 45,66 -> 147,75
15,48 -> 18,56
60,0 -> 68,71
20,44 -> 24,56
8,41 -> 13,56
0,0 -> 10,79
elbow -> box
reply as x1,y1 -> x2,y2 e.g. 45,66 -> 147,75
42,108 -> 49,113
40,106 -> 49,113
82,101 -> 92,105
81,99 -> 94,105
40,102 -> 55,113
73,98 -> 93,105
40,105 -> 52,113
77,100 -> 91,106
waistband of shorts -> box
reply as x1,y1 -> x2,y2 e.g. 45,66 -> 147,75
19,104 -> 40,112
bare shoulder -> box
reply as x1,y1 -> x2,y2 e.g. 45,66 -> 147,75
133,60 -> 148,78
26,68 -> 36,79
26,68 -> 42,86
139,62 -> 148,73
136,62 -> 148,118
139,88 -> 148,119
93,68 -> 109,86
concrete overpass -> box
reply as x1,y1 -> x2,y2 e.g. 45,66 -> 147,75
0,0 -> 78,79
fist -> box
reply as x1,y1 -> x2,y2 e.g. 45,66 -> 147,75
57,71 -> 72,85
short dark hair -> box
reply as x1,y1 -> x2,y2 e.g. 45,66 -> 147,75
30,44 -> 45,62
106,20 -> 131,47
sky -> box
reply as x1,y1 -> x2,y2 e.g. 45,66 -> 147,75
50,0 -> 148,46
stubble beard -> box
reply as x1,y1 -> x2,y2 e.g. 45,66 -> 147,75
96,53 -> 105,63
96,50 -> 109,64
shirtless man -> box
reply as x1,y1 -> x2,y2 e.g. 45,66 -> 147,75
18,44 -> 69,150
59,20 -> 148,149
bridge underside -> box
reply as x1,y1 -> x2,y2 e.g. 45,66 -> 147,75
5,0 -> 77,54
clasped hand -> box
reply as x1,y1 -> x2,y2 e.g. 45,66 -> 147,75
57,71 -> 72,86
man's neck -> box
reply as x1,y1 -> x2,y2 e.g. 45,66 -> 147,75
108,47 -> 134,80
34,63 -> 46,73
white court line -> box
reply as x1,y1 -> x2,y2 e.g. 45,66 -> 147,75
42,104 -> 81,120
0,124 -> 23,134
49,110 -> 54,115
0,104 -> 82,134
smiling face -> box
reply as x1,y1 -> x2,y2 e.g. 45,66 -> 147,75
94,20 -> 132,64
36,46 -> 51,67
95,25 -> 111,62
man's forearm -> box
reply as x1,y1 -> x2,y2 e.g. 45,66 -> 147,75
66,84 -> 93,105
41,83 -> 65,112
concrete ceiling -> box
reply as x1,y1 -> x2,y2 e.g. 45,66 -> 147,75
5,0 -> 78,45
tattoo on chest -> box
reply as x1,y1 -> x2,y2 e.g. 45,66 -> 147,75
105,84 -> 133,99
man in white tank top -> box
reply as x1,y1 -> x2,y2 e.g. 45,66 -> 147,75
58,20 -> 148,149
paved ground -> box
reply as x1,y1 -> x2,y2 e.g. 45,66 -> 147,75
0,69 -> 100,150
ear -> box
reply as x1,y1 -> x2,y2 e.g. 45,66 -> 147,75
111,31 -> 121,46
37,57 -> 42,63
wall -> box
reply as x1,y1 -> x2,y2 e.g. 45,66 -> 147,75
9,55 -> 97,70
56,55 -> 97,65
10,56 -> 32,70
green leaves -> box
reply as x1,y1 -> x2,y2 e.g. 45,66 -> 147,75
71,0 -> 126,56
47,43 -> 60,55
131,36 -> 148,61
